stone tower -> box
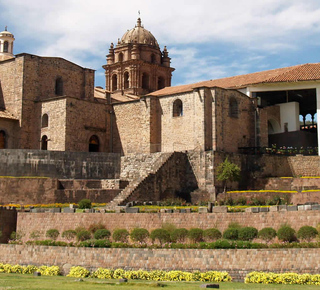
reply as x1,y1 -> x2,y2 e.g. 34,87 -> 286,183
0,27 -> 15,61
103,18 -> 174,96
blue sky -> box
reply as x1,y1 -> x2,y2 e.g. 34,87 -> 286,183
1,0 -> 320,88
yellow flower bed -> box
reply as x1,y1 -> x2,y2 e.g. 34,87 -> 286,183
227,190 -> 297,194
245,271 -> 320,285
0,263 -> 60,276
68,266 -> 232,282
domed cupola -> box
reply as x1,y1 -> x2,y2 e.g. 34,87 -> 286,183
103,18 -> 174,97
0,26 -> 15,61
120,18 -> 159,49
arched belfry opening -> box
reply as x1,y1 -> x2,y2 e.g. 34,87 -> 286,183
103,18 -> 175,96
89,135 -> 100,152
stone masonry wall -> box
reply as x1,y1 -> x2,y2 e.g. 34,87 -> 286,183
214,88 -> 255,153
0,245 -> 318,280
17,211 -> 320,242
0,150 -> 121,179
113,99 -> 151,154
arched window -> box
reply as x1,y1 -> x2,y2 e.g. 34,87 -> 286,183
229,97 -> 239,118
158,77 -> 165,90
112,74 -> 118,91
41,135 -> 48,150
142,73 -> 149,90
124,72 -> 129,89
173,99 -> 183,117
0,130 -> 6,149
3,41 -> 8,53
41,114 -> 49,128
89,135 -> 100,152
118,52 -> 123,62
151,54 -> 156,64
55,77 -> 63,95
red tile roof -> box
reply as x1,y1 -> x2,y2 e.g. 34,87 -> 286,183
149,63 -> 320,97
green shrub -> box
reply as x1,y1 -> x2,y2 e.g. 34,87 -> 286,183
212,239 -> 233,249
277,225 -> 296,242
223,228 -> 239,240
187,228 -> 203,243
161,222 -> 176,233
112,229 -> 129,243
78,199 -> 92,209
227,222 -> 242,229
10,231 -> 23,241
130,228 -> 149,244
297,226 -> 318,242
258,227 -> 277,242
76,230 -> 91,242
88,222 -> 105,234
62,230 -> 77,241
45,229 -> 59,241
94,229 -> 111,240
170,228 -> 189,243
30,230 -> 41,240
203,228 -> 222,242
150,229 -> 170,245
238,227 -> 258,241
235,196 -> 247,206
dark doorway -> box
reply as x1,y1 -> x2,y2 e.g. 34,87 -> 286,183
89,135 -> 100,152
41,135 -> 48,150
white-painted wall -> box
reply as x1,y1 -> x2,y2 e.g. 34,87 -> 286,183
278,102 -> 300,132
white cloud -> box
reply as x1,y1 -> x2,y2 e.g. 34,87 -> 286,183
1,0 -> 320,85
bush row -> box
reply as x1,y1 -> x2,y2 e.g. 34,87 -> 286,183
0,263 -> 60,276
68,266 -> 232,282
245,271 -> 320,285
25,224 -> 320,244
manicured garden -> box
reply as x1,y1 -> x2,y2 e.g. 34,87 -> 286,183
8,220 -> 320,250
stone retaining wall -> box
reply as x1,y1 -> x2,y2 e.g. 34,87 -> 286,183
17,211 -> 320,242
0,245 -> 318,281
0,150 -> 121,179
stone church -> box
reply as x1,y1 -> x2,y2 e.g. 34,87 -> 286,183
0,18 -> 319,156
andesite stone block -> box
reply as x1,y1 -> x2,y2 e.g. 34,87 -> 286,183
125,207 -> 139,213
62,208 -> 75,213
287,205 -> 298,211
212,206 -> 228,213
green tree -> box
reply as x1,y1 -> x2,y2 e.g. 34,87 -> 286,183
216,158 -> 241,193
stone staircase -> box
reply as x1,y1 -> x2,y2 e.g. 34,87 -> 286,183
106,152 -> 174,209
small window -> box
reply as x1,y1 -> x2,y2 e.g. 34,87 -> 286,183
173,99 -> 183,117
55,77 -> 63,95
112,74 -> 118,91
158,77 -> 165,90
151,54 -> 156,64
89,135 -> 100,152
142,73 -> 149,90
3,41 -> 8,53
229,97 -> 239,118
118,52 -> 123,62
41,135 -> 48,150
41,114 -> 49,128
124,72 -> 129,89
0,130 -> 6,149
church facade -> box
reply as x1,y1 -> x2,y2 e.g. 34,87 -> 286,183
0,19 -> 319,156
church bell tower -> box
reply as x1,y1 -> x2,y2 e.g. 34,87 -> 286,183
103,18 -> 174,97
0,26 -> 15,61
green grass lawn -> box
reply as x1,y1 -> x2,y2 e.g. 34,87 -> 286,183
0,274 -> 319,290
